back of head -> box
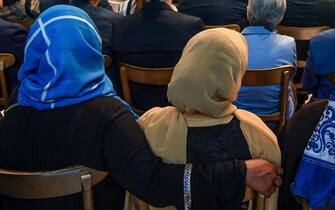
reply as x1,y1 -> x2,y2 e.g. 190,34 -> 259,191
18,5 -> 115,110
247,0 -> 286,30
167,28 -> 248,117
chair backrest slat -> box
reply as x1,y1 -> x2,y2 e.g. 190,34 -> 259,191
277,25 -> 330,41
119,63 -> 173,114
204,24 -> 241,32
0,53 -> 16,107
0,165 -> 108,210
242,65 -> 294,134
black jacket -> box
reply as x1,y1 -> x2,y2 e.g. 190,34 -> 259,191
0,97 -> 247,210
0,18 -> 27,94
282,0 -> 335,27
70,1 -> 122,59
178,0 -> 248,29
112,1 -> 204,110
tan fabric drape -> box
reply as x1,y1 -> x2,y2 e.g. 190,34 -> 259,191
126,28 -> 280,210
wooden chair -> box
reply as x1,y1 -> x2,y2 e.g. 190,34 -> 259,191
104,54 -> 111,69
277,26 -> 330,108
277,25 -> 330,69
242,65 -> 295,134
0,165 -> 108,210
0,53 -> 15,107
204,24 -> 241,32
108,0 -> 123,12
119,63 -> 173,115
135,0 -> 145,12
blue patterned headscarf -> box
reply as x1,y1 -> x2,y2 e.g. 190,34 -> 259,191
18,5 -> 137,119
292,95 -> 335,209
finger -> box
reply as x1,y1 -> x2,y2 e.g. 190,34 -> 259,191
274,176 -> 283,187
270,185 -> 276,193
274,165 -> 284,175
263,190 -> 272,198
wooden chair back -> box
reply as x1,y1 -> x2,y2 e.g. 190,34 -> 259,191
104,54 -> 111,69
302,202 -> 332,210
277,25 -> 330,69
108,0 -> 123,12
0,165 -> 108,210
328,72 -> 335,84
119,63 -> 173,115
135,0 -> 145,12
204,24 -> 241,32
0,53 -> 15,107
242,65 -> 294,134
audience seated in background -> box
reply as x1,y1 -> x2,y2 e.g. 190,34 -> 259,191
302,29 -> 335,100
235,0 -> 296,128
139,28 -> 281,210
112,0 -> 204,110
0,0 -> 38,20
281,0 -> 335,64
70,0 -> 121,62
0,5 -> 283,210
282,0 -> 335,28
40,0 -> 112,12
0,11 -> 27,94
278,99 -> 328,210
178,0 -> 248,29
39,0 -> 69,12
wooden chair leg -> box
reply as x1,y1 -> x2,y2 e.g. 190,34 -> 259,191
81,172 -> 95,210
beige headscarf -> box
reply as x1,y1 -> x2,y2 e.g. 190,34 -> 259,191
137,29 -> 280,210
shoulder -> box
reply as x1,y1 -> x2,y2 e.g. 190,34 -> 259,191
138,106 -> 177,128
275,33 -> 295,47
0,18 -> 27,47
310,29 -> 335,47
0,18 -> 26,35
235,109 -> 277,142
85,96 -> 133,122
286,100 -> 328,129
168,11 -> 204,26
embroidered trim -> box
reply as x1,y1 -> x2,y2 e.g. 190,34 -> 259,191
184,163 -> 192,210
4,103 -> 20,115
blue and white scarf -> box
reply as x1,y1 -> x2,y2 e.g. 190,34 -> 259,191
292,96 -> 335,209
18,5 -> 137,119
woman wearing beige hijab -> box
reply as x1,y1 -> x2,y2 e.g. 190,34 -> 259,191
138,28 -> 281,210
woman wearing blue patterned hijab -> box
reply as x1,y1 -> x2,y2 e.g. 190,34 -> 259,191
292,95 -> 335,209
18,5 -> 132,113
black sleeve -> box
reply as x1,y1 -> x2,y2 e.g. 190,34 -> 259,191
102,101 -> 246,210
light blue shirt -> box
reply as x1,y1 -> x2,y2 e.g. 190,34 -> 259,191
235,26 -> 297,118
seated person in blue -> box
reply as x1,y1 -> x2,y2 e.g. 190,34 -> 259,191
112,0 -> 204,111
177,0 -> 248,29
0,11 -> 27,95
302,29 -> 335,100
0,5 -> 283,210
235,0 -> 296,128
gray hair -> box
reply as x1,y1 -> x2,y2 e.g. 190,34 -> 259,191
247,0 -> 286,30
